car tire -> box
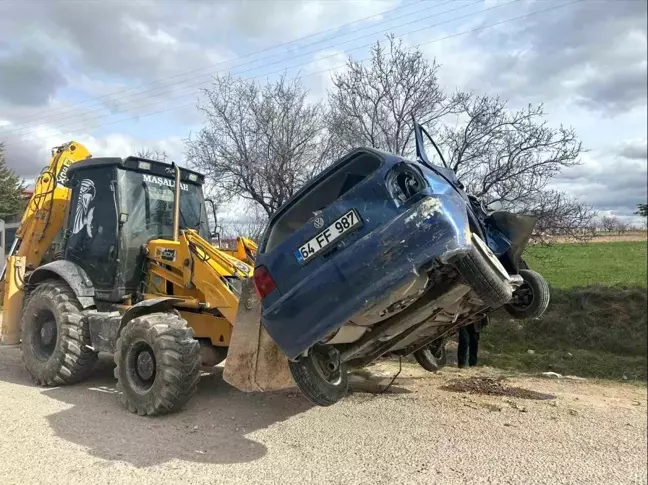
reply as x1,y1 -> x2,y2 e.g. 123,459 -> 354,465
504,269 -> 550,320
413,343 -> 447,372
21,280 -> 98,386
289,346 -> 348,407
114,312 -> 200,416
455,234 -> 513,308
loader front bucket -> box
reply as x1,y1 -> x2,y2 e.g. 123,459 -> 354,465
223,278 -> 294,392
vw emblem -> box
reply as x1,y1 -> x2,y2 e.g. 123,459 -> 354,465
313,217 -> 325,229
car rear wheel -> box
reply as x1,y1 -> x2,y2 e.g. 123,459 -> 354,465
413,341 -> 447,372
289,345 -> 348,407
455,234 -> 513,308
504,269 -> 550,320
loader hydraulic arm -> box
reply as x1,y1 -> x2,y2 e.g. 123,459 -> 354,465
236,236 -> 257,265
1,141 -> 91,344
146,229 -> 253,324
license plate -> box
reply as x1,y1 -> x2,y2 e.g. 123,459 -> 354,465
295,210 -> 361,263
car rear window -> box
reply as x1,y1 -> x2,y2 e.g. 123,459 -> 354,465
265,152 -> 382,252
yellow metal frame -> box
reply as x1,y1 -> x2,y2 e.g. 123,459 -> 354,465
1,142 -> 91,344
1,142 -> 254,350
217,236 -> 258,266
145,229 -> 253,341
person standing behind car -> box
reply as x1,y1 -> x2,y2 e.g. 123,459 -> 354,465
457,316 -> 489,368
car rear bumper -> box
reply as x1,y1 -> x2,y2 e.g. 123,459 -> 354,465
261,194 -> 473,359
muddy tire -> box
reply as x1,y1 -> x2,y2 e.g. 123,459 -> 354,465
455,234 -> 512,308
505,269 -> 550,320
21,280 -> 98,386
413,343 -> 447,372
289,346 -> 348,407
114,312 -> 200,416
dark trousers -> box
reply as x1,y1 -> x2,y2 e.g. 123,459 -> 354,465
457,324 -> 480,367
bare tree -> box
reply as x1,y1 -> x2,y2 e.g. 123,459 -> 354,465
217,202 -> 267,243
326,37 -> 594,241
601,215 -> 619,233
328,35 -> 465,157
522,190 -> 596,242
440,97 -> 581,200
585,219 -> 599,238
616,219 -> 630,234
438,95 -> 594,239
136,148 -> 170,162
186,74 -> 332,217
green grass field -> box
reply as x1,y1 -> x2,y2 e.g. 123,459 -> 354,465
480,240 -> 648,381
525,241 -> 647,289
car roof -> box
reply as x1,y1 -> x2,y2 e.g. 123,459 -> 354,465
266,147 -> 405,226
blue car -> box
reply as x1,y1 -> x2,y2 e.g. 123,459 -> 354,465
253,121 -> 549,406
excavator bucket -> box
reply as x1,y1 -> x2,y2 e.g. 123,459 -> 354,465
223,278 -> 294,392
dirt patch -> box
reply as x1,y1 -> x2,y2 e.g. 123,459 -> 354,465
546,232 -> 647,244
441,377 -> 556,400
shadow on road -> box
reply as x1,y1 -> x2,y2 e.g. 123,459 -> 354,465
0,346 -> 420,468
0,348 -> 312,467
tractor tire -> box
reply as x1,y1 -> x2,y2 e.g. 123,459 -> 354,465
455,234 -> 513,308
504,269 -> 551,320
114,312 -> 200,416
413,343 -> 447,373
289,346 -> 348,407
21,280 -> 98,386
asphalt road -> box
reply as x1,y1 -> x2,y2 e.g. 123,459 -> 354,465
0,345 -> 645,485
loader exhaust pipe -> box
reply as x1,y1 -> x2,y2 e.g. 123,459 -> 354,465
172,162 -> 181,241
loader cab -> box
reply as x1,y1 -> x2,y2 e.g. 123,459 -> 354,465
63,157 -> 208,303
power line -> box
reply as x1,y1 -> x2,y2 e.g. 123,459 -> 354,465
1,0 -> 467,133
1,0 -> 582,149
4,0 -> 433,126
1,0 -> 502,140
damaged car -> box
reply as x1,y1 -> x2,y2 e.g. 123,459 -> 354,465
252,120 -> 550,406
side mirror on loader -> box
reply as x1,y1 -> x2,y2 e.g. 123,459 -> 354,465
205,198 -> 221,245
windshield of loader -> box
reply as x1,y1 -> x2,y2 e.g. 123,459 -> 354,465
118,169 -> 209,243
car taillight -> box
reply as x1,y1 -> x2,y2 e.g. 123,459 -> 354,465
386,163 -> 428,207
253,265 -> 276,299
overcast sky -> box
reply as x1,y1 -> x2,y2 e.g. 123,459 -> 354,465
0,0 -> 646,222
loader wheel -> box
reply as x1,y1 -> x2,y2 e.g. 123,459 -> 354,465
504,269 -> 551,320
455,234 -> 513,308
21,280 -> 98,386
289,345 -> 348,407
413,342 -> 447,373
114,312 -> 200,416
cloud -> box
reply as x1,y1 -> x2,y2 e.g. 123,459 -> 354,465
618,138 -> 648,161
213,0 -> 399,44
0,49 -> 67,107
552,149 -> 647,216
1,0 -> 645,223
2,126 -> 186,180
420,0 -> 647,116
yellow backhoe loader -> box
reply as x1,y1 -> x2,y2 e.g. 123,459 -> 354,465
0,141 -> 290,415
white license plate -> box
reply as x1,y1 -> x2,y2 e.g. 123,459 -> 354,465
295,210 -> 361,263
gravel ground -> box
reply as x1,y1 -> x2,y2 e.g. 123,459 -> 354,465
0,345 -> 645,485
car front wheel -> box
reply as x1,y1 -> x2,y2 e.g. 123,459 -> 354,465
413,342 -> 447,372
504,269 -> 550,320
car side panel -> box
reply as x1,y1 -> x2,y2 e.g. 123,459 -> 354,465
260,193 -> 472,359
